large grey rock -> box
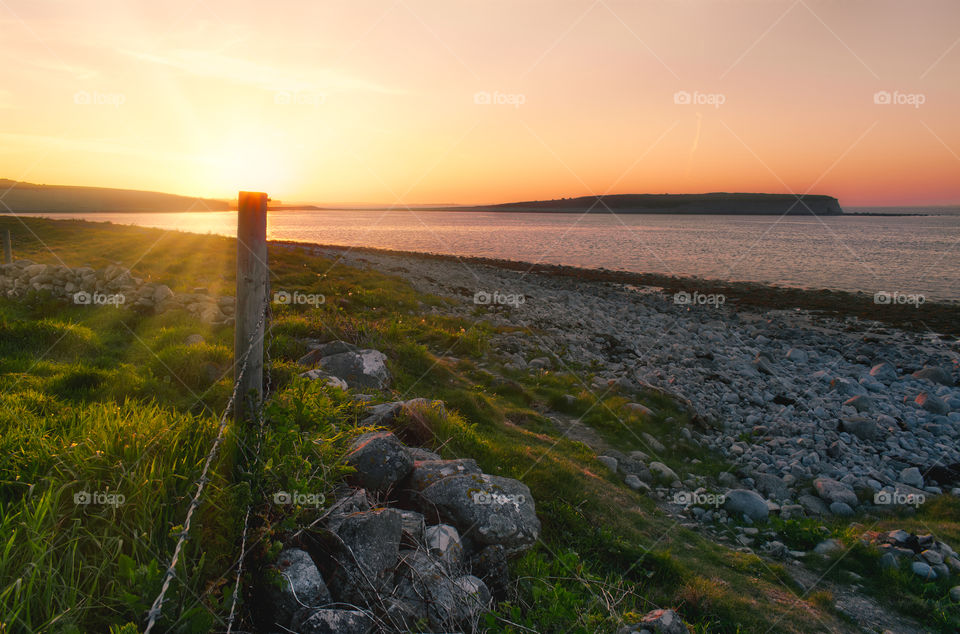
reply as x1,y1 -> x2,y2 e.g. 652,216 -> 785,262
393,550 -> 491,630
597,455 -> 619,472
468,544 -> 510,600
343,432 -> 413,492
798,494 -> 830,516
755,473 -> 790,501
814,477 -> 859,507
912,366 -> 954,386
299,369 -> 349,390
723,489 -> 769,521
318,349 -> 391,389
265,548 -> 331,628
405,459 -> 482,491
418,473 -> 540,554
291,608 -> 373,634
648,461 -> 679,484
829,502 -> 854,516
843,395 -> 874,413
298,340 -> 360,366
331,509 -> 402,603
911,560 -> 935,580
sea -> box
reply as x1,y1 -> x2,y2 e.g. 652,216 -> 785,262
23,207 -> 960,301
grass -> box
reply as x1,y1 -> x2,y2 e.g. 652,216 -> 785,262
0,216 -> 957,632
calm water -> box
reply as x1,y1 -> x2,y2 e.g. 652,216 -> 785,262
26,209 -> 960,301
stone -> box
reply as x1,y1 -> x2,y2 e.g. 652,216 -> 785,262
921,549 -> 944,565
950,586 -> 960,602
393,551 -> 491,630
632,608 -> 689,634
597,455 -> 619,472
298,340 -> 360,366
331,509 -> 402,603
869,362 -> 898,383
405,459 -> 482,491
814,539 -> 842,555
899,467 -> 924,489
879,552 -> 899,570
343,432 -> 413,492
840,416 -> 878,440
641,432 -> 666,454
798,494 -> 830,516
829,502 -> 854,516
396,509 -> 425,546
318,349 -> 392,389
425,524 -> 464,570
648,461 -> 679,484
625,474 -> 651,492
405,446 -> 442,461
786,348 -> 808,363
911,560 -> 935,580
723,489 -> 769,521
814,477 -> 859,507
912,366 -> 954,386
468,544 -> 510,600
418,473 -> 539,554
624,402 -> 654,417
299,369 -> 349,390
264,548 -> 332,628
843,395 -> 874,413
755,473 -> 790,501
153,284 -> 175,304
916,392 -> 950,415
184,334 -> 204,346
291,608 -> 373,634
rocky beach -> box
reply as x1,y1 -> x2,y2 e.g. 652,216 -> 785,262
298,243 -> 960,529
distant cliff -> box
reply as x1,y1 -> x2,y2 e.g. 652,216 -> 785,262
460,193 -> 843,215
0,179 -> 230,213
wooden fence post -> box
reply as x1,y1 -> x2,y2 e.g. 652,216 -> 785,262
2,229 -> 11,264
235,192 -> 268,420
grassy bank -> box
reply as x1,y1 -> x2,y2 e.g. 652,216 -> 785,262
0,217 -> 956,632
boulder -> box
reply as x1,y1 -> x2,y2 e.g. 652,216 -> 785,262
648,461 -> 679,484
813,477 -> 859,507
418,473 -> 540,554
297,340 -> 360,366
798,494 -> 830,516
405,459 -> 482,491
393,551 -> 491,630
624,402 -> 654,417
264,548 -> 331,628
468,544 -> 510,600
786,348 -> 808,363
829,502 -> 854,516
597,455 -> 618,472
343,432 -> 413,492
331,509 -> 402,603
723,489 -> 769,521
843,395 -> 874,413
911,560 -> 935,580
318,349 -> 392,389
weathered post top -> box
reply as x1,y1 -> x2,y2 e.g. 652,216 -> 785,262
235,191 -> 268,420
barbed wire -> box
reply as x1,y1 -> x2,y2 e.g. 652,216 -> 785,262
144,296 -> 270,634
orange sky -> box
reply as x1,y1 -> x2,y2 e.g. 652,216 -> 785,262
1,0 -> 958,206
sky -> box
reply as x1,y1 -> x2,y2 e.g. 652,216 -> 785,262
0,0 -> 958,206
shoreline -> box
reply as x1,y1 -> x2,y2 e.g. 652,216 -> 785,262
272,239 -> 960,336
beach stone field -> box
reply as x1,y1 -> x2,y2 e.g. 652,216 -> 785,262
311,247 -> 960,540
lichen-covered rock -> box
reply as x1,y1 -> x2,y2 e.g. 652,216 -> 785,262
425,524 -> 464,570
418,473 -> 540,554
330,508 -> 402,604
318,349 -> 391,389
343,432 -> 413,492
299,369 -> 349,390
264,548 -> 332,629
468,544 -> 510,600
298,340 -> 360,367
392,550 -> 491,630
620,608 -> 690,634
405,458 -> 482,491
